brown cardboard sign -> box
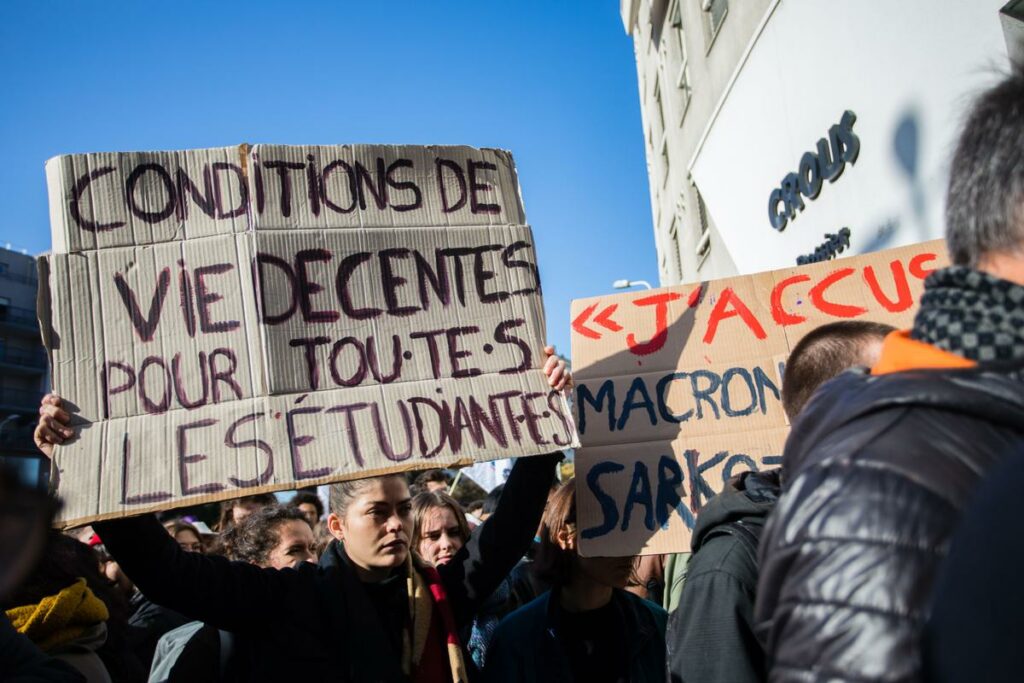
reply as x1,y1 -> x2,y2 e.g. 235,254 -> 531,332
570,240 -> 947,557
42,144 -> 578,526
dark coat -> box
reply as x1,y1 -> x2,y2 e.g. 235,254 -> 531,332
483,589 -> 667,683
95,453 -> 560,682
754,365 -> 1024,682
667,469 -> 779,683
924,442 -> 1024,683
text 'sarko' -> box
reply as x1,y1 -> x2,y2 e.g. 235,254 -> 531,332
570,239 -> 947,557
41,144 -> 579,525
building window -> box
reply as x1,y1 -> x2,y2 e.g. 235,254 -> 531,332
700,0 -> 728,52
653,76 -> 666,139
695,186 -> 712,264
661,140 -> 671,186
666,0 -> 691,123
668,217 -> 683,282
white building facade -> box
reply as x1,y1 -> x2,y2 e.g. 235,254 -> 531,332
624,0 -> 1024,284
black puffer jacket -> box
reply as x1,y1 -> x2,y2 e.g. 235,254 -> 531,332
754,364 -> 1024,682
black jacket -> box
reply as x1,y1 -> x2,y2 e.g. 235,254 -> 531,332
923,442 -> 1024,683
667,469 -> 779,683
754,365 -> 1024,682
95,453 -> 560,682
484,588 -> 667,683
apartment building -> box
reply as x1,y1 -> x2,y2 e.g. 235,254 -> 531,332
623,0 -> 1019,284
0,246 -> 48,487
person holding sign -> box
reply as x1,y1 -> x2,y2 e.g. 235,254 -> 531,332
35,350 -> 571,683
483,478 -> 667,683
754,68 -> 1024,682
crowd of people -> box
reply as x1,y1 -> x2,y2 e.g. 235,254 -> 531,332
2,68 -> 1023,683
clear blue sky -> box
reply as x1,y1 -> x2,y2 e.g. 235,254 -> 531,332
0,1 -> 657,357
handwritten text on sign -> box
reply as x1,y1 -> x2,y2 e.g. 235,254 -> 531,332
570,240 -> 946,557
43,145 -> 578,526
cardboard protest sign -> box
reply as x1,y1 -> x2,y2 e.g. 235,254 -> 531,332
41,144 -> 578,526
570,240 -> 947,557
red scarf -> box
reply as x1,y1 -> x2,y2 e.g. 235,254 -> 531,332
405,557 -> 467,683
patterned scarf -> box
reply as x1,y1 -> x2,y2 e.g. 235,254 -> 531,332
404,553 -> 468,683
912,266 -> 1024,363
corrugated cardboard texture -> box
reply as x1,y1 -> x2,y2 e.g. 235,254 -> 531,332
571,240 -> 947,557
43,144 -> 577,526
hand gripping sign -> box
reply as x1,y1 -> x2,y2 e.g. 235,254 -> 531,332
570,240 -> 947,557
40,144 -> 578,526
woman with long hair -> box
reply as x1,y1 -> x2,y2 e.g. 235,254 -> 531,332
484,479 -> 667,682
36,348 -> 570,682
410,490 -> 471,567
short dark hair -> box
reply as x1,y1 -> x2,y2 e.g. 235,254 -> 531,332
946,66 -> 1024,267
290,491 -> 323,519
533,479 -> 577,586
782,320 -> 895,420
221,505 -> 309,566
413,469 -> 449,488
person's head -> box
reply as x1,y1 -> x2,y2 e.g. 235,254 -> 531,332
290,491 -> 324,528
326,475 -> 411,581
479,484 -> 504,522
466,500 -> 484,517
163,520 -> 204,553
221,505 -> 316,570
946,66 -> 1024,282
410,491 -> 471,567
413,469 -> 449,494
782,320 -> 896,420
216,493 -> 277,531
534,479 -> 635,590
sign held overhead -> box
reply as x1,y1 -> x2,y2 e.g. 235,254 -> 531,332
570,240 -> 947,557
41,144 -> 578,527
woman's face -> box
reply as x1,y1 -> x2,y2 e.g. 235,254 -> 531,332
416,506 -> 464,566
328,478 -> 412,579
175,529 -> 202,553
263,520 -> 317,570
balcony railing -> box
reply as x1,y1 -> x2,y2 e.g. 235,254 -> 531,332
0,270 -> 38,287
0,305 -> 39,330
0,347 -> 47,370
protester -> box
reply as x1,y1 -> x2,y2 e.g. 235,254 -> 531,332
923,443 -> 1024,683
220,505 -> 317,569
0,464 -> 85,682
413,469 -> 450,495
35,347 -> 569,681
288,491 -> 324,530
411,491 -> 471,567
2,532 -> 147,683
149,505 -> 318,681
212,495 -> 276,533
162,521 -> 204,554
484,478 -> 666,682
754,67 -> 1024,681
667,320 -> 893,683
